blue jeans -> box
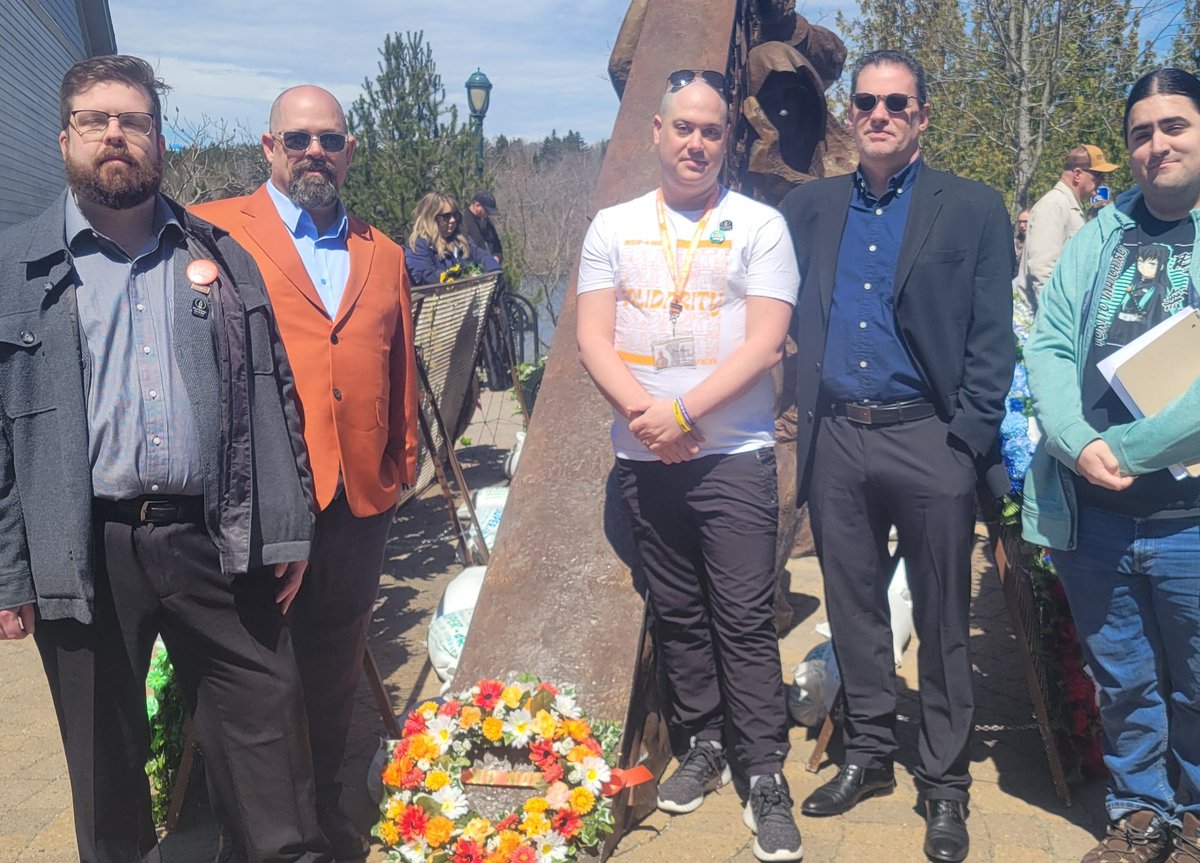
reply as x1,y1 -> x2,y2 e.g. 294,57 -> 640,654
1054,506 -> 1200,824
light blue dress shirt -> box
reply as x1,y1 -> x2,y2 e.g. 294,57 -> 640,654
265,180 -> 350,317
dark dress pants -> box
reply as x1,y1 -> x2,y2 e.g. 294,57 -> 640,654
617,449 -> 789,775
808,414 -> 977,802
290,493 -> 396,811
33,512 -> 330,863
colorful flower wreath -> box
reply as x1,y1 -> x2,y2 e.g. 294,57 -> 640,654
375,676 -> 638,863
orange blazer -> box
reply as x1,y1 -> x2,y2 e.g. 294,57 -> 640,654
192,185 -> 418,517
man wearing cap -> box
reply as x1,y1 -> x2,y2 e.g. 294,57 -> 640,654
463,190 -> 503,262
0,55 -> 329,862
192,84 -> 418,860
576,67 -> 802,862
1021,143 -> 1118,308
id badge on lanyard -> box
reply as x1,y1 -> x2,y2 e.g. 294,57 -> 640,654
653,186 -> 718,373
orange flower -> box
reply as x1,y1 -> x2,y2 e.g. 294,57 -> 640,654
459,706 -> 483,729
378,820 -> 400,846
568,787 -> 596,815
510,845 -> 536,863
381,759 -> 406,788
565,718 -> 591,742
482,716 -> 504,742
407,734 -> 439,763
496,830 -> 522,856
426,815 -> 454,847
566,745 -> 592,764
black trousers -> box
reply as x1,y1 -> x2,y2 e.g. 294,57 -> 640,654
617,449 -> 789,775
290,494 -> 396,810
34,508 -> 330,863
808,414 -> 977,802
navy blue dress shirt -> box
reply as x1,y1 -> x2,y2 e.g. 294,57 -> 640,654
821,158 -> 928,403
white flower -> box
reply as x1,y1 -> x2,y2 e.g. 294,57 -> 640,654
570,755 -> 611,794
398,840 -> 427,863
503,708 -> 534,747
552,737 -> 575,758
553,693 -> 580,719
426,715 -> 456,755
533,830 -> 568,863
433,785 -> 469,820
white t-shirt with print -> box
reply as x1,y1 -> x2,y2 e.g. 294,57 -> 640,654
576,187 -> 799,460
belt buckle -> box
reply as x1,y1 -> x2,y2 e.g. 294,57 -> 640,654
845,403 -> 874,425
138,500 -> 153,523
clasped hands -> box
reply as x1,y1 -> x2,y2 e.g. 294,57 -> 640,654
629,398 -> 704,464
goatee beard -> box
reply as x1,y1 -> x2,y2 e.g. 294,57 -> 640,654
66,148 -> 162,210
288,159 -> 340,211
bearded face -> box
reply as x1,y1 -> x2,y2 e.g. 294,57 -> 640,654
287,157 -> 340,211
64,141 -> 162,210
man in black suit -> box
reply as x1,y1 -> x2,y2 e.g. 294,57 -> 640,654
780,50 -> 1014,863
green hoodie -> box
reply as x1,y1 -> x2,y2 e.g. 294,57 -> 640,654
1022,189 -> 1200,550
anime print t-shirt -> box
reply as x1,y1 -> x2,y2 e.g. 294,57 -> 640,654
1076,198 -> 1200,517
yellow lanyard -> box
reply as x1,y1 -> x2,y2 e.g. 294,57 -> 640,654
656,185 -> 720,329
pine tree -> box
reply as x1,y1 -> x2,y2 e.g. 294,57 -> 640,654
342,31 -> 479,242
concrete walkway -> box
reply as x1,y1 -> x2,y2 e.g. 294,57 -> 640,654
0,392 -> 1110,862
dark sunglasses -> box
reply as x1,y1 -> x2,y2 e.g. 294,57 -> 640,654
667,69 -> 728,94
275,130 -> 348,152
435,211 -> 461,222
851,92 -> 920,113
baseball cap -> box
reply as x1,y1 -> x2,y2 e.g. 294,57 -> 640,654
1081,144 -> 1119,173
473,191 -> 500,215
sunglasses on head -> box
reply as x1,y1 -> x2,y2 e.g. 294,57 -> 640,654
435,211 -> 461,222
276,130 -> 348,152
667,69 -> 728,94
851,92 -> 920,113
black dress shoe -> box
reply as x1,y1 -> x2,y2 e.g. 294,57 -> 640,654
318,804 -> 370,861
924,799 -> 969,863
800,762 -> 895,816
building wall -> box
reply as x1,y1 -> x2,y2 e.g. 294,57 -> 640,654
1,0 -> 115,229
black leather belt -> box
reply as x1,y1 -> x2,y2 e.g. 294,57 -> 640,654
830,398 -> 936,426
94,496 -> 205,526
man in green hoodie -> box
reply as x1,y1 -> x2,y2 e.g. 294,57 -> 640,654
1024,68 -> 1200,863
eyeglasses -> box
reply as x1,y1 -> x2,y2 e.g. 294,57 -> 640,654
274,130 -> 348,152
667,70 -> 728,94
69,110 -> 155,137
851,93 -> 920,113
435,211 -> 461,222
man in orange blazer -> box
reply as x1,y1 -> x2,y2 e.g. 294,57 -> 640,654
192,84 -> 418,861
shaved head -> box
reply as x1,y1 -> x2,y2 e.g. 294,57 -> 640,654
269,85 -> 347,133
659,83 -> 729,120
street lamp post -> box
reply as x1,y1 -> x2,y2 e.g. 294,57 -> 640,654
465,68 -> 492,180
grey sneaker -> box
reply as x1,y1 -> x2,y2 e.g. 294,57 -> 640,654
656,739 -> 731,814
743,774 -> 804,862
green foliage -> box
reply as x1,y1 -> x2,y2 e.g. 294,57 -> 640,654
837,0 -> 1156,214
145,643 -> 188,825
1168,0 -> 1200,71
343,31 -> 481,243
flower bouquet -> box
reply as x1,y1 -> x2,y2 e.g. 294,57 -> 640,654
376,676 -> 632,863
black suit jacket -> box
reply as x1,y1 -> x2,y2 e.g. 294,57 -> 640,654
780,164 -> 1015,505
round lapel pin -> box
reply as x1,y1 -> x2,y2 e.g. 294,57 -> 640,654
186,259 -> 219,295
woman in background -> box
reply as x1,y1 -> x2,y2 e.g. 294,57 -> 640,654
406,192 -> 499,285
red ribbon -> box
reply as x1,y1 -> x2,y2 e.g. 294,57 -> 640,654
601,765 -> 654,797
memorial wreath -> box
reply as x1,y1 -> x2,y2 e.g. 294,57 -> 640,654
376,675 -> 647,863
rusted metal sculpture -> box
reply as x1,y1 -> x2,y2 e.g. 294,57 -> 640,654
451,1 -> 852,855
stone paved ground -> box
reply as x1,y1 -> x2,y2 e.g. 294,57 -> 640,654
0,392 -> 1110,862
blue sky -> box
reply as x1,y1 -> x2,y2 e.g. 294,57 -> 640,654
110,0 -> 855,146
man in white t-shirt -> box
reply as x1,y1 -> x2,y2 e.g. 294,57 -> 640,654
576,69 -> 801,863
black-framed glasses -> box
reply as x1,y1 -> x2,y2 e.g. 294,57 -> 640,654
275,130 -> 348,152
435,211 -> 461,223
851,92 -> 919,113
69,110 -> 155,137
667,69 -> 727,94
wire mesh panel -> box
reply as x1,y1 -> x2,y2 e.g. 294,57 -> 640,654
398,273 -> 502,508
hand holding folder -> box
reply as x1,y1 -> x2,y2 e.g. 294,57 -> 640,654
1096,307 -> 1200,480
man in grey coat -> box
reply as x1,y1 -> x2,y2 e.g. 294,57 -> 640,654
0,55 -> 330,863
